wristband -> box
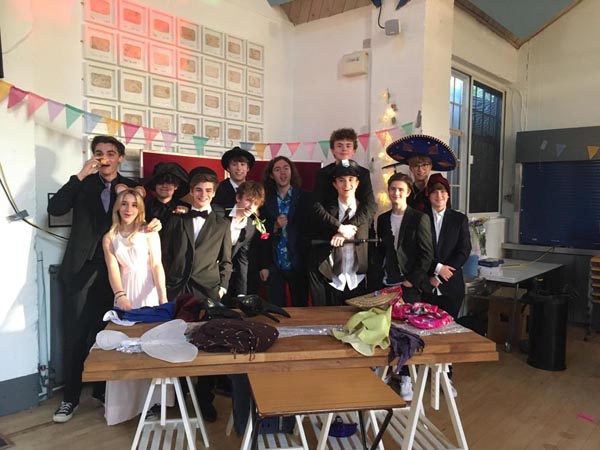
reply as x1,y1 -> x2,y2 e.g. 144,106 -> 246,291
114,292 -> 126,301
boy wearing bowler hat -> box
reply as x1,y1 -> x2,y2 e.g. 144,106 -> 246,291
213,146 -> 255,212
145,162 -> 190,226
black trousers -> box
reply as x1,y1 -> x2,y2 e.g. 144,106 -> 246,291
265,265 -> 308,307
324,278 -> 367,306
62,260 -> 112,404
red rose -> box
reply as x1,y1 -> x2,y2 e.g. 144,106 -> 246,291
260,232 -> 270,240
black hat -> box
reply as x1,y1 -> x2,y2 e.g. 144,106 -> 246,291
146,162 -> 189,197
332,159 -> 361,179
386,134 -> 457,171
189,166 -> 218,179
221,146 -> 255,170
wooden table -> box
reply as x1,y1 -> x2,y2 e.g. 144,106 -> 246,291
83,306 -> 498,450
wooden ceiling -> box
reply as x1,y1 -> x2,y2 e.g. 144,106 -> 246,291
280,0 -> 372,26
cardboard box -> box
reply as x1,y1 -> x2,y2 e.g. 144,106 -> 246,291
486,290 -> 529,345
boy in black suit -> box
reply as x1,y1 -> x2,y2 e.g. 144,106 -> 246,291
424,174 -> 471,318
162,168 -> 232,421
48,136 -> 138,423
213,146 -> 255,212
312,160 -> 375,306
309,129 -> 377,305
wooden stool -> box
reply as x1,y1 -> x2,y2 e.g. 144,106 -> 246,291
247,368 -> 405,450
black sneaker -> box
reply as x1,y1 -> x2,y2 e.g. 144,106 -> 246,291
145,404 -> 160,422
53,401 -> 77,423
92,392 -> 105,406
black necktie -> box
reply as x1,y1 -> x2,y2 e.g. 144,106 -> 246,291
187,210 -> 209,219
100,181 -> 111,213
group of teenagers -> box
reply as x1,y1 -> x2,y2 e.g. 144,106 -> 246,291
48,128 -> 471,432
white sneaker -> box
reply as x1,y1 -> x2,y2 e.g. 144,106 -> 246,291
399,376 -> 413,402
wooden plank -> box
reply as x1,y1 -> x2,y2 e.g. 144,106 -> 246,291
319,0 -> 336,19
343,0 -> 359,13
308,0 -> 324,22
297,0 -> 313,24
331,0 -> 347,16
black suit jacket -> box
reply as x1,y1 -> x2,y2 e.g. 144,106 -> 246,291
227,218 -> 261,296
163,211 -> 232,300
259,188 -> 310,271
313,199 -> 372,281
428,208 -> 471,300
376,207 -> 434,291
47,173 -> 136,284
213,179 -> 237,212
311,163 -> 377,231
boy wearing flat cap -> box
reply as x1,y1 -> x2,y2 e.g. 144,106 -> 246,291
213,146 -> 255,212
311,159 -> 374,305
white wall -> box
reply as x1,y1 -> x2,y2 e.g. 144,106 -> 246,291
516,0 -> 599,131
0,0 -> 293,386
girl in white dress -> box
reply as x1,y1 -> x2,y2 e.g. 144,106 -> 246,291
102,185 -> 171,425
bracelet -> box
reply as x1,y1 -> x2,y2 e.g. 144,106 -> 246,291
114,292 -> 126,302
113,290 -> 125,297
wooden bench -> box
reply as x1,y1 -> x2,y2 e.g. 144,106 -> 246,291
245,368 -> 405,450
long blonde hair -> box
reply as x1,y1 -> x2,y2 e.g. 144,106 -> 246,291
108,188 -> 146,245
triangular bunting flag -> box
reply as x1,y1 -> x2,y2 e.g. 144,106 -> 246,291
401,122 -> 413,135
8,86 -> 28,109
143,127 -> 160,148
555,144 -> 566,158
357,133 -> 370,152
65,104 -> 84,129
84,112 -> 103,134
123,123 -> 141,144
375,130 -> 388,148
240,141 -> 253,151
304,141 -> 317,159
287,142 -> 301,155
47,100 -> 65,122
255,143 -> 267,159
269,143 -> 282,158
318,140 -> 329,158
389,127 -> 401,141
193,136 -> 209,155
104,118 -> 121,136
27,93 -> 46,117
162,131 -> 177,151
0,80 -> 12,102
587,145 -> 600,160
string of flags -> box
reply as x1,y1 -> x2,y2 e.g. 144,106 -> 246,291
539,138 -> 600,160
0,79 -> 415,159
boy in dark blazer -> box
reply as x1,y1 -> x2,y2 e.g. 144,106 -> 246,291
424,174 -> 471,318
311,160 -> 375,306
48,136 -> 137,423
212,146 -> 255,212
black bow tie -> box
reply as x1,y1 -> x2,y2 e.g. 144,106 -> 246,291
187,210 -> 209,219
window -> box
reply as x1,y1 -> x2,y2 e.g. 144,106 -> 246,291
449,70 -> 504,214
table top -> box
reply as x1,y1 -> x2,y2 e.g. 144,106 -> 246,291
249,368 -> 405,416
83,306 -> 498,382
479,258 -> 562,285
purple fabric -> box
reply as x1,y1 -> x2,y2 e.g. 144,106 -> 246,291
388,326 -> 425,373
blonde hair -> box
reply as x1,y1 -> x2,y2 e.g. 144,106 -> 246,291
108,189 -> 146,245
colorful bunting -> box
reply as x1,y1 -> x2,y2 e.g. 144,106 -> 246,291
255,143 -> 267,159
143,127 -> 160,148
65,105 -> 84,129
104,118 -> 121,136
318,140 -> 329,158
287,142 -> 301,155
375,130 -> 388,148
123,123 -> 140,144
27,93 -> 46,117
401,122 -> 413,135
587,145 -> 600,160
47,100 -> 64,122
240,141 -> 253,151
555,143 -> 566,158
8,86 -> 27,109
0,80 -> 12,102
162,131 -> 177,151
389,127 -> 402,141
193,136 -> 208,155
84,112 -> 102,134
357,133 -> 370,152
269,143 -> 282,158
304,141 -> 317,159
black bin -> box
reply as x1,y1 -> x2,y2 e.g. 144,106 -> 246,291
525,290 -> 568,371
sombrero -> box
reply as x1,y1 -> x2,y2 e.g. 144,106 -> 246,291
386,134 -> 457,171
345,292 -> 397,310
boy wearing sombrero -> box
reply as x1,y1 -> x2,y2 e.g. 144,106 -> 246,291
213,146 -> 255,212
385,134 -> 458,212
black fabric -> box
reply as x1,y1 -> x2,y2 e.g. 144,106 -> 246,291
191,319 -> 279,356
388,326 -> 425,373
186,210 -> 209,219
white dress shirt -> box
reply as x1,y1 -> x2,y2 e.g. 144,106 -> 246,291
228,208 -> 248,245
192,205 -> 212,240
432,208 -> 446,293
329,199 -> 365,291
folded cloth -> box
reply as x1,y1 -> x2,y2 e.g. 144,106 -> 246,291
331,307 -> 392,356
388,326 -> 425,373
328,416 -> 357,438
114,302 -> 175,323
